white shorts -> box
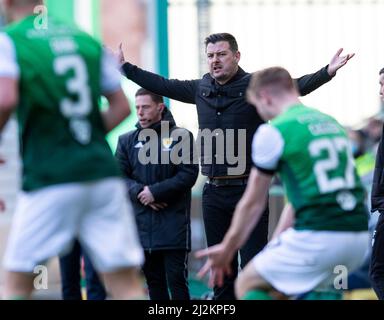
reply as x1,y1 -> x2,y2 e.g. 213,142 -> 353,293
252,228 -> 369,296
3,178 -> 144,273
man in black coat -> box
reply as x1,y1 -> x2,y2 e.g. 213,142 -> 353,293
115,88 -> 199,300
117,33 -> 354,299
370,67 -> 384,300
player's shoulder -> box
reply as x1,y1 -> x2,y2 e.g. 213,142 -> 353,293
272,104 -> 326,130
252,123 -> 284,170
253,123 -> 284,147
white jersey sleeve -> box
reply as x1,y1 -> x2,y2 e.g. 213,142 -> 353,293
100,48 -> 122,95
0,33 -> 20,78
252,124 -> 284,174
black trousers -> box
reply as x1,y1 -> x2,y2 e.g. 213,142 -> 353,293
142,250 -> 190,300
370,213 -> 384,300
202,183 -> 269,300
59,240 -> 106,300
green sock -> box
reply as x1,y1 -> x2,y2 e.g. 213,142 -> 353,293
302,290 -> 343,300
4,295 -> 28,300
241,290 -> 273,300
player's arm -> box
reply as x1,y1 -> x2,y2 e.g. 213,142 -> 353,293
196,124 -> 282,286
100,48 -> 131,132
0,33 -> 19,213
102,89 -> 131,132
0,78 -> 18,132
196,168 -> 272,286
0,34 -> 19,133
223,168 -> 272,252
222,123 -> 284,251
270,203 -> 295,241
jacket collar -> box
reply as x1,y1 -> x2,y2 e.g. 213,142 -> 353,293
208,66 -> 247,86
135,107 -> 177,132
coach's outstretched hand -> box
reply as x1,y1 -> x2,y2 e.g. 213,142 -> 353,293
327,48 -> 355,77
117,43 -> 126,65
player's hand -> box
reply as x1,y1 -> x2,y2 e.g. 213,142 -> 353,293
195,243 -> 233,288
327,48 -> 355,77
138,186 -> 155,206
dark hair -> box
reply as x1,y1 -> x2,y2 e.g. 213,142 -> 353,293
204,33 -> 238,52
247,67 -> 296,99
380,67 -> 384,75
135,88 -> 164,104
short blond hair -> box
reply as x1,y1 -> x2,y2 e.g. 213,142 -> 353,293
247,67 -> 297,101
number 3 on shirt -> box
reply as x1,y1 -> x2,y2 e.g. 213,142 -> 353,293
54,55 -> 92,118
53,55 -> 92,144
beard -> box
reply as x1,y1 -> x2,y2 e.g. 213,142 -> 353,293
212,71 -> 229,82
211,63 -> 238,84
211,67 -> 235,84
